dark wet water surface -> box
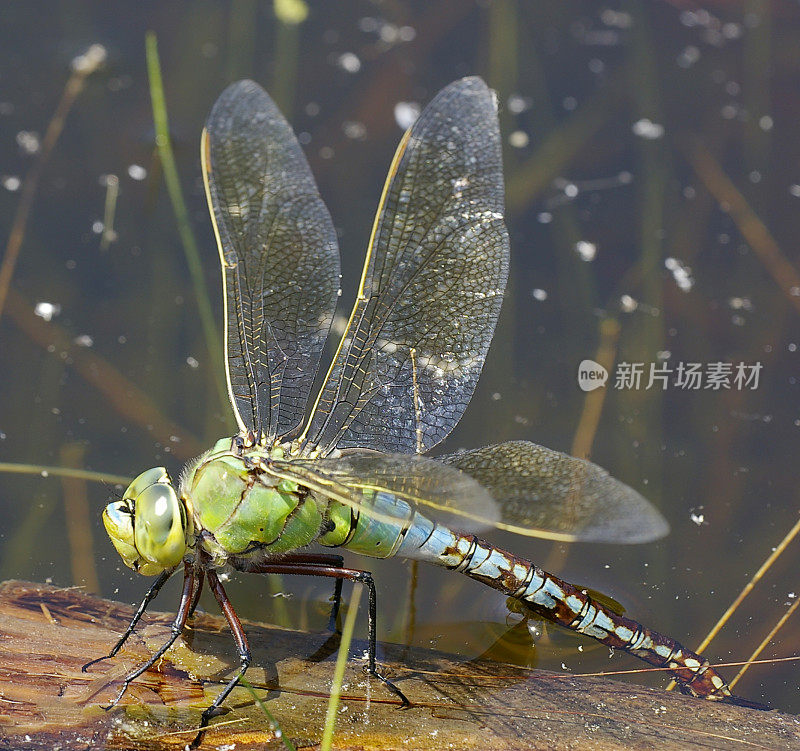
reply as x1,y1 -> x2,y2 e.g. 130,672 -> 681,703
0,0 -> 798,715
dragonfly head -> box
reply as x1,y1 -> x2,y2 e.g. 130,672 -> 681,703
103,467 -> 190,576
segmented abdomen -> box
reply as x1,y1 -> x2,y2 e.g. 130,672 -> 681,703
395,520 -> 753,705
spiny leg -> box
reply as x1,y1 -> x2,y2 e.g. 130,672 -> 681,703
191,569 -> 251,749
186,570 -> 206,620
82,568 -> 172,672
266,552 -> 345,631
250,561 -> 410,707
102,563 -> 198,711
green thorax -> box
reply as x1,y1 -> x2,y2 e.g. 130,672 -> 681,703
180,438 -> 325,566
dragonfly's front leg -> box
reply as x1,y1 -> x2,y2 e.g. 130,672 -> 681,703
249,560 -> 410,707
101,563 -> 200,711
82,568 -> 173,672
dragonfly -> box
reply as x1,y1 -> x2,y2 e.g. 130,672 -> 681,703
84,77 -> 765,745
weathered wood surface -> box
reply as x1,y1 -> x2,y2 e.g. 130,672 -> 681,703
0,580 -> 797,750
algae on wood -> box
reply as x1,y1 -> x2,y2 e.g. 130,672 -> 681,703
0,580 -> 796,750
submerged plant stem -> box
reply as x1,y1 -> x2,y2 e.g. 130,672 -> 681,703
0,45 -> 105,325
145,31 -> 227,413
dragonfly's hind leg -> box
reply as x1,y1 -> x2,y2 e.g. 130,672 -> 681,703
269,552 -> 346,631
81,568 -> 173,672
101,564 -> 200,711
249,560 -> 411,707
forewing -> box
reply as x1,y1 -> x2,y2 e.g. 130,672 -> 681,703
302,77 -> 509,455
202,80 -> 340,440
277,452 -> 499,533
439,441 -> 669,543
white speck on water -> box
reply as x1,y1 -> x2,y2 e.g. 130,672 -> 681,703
532,288 -> 548,301
789,185 -> 800,198
588,58 -> 605,74
2,175 -> 20,191
725,80 -> 741,96
342,120 -> 366,140
759,115 -> 774,131
721,104 -> 738,120
601,9 -> 632,27
74,334 -> 93,347
127,164 -> 147,180
620,294 -> 638,313
71,43 -> 107,74
92,221 -> 104,234
723,22 -> 742,39
527,621 -> 543,640
665,257 -> 694,291
16,130 -> 40,155
749,170 -> 762,183
507,93 -> 532,114
575,240 -> 597,262
537,212 -> 553,224
564,182 -> 579,198
394,101 -> 420,130
337,52 -> 361,73
562,96 -> 577,111
34,301 -> 61,321
728,296 -> 753,311
186,356 -> 199,369
677,45 -> 700,68
398,25 -> 416,41
632,118 -> 665,140
508,130 -> 529,148
690,508 -> 706,525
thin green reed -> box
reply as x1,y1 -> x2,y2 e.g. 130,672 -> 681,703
144,31 -> 227,416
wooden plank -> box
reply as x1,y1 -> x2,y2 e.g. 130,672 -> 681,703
0,580 -> 796,750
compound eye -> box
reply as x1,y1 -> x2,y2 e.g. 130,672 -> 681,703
123,467 -> 170,501
133,482 -> 187,568
103,499 -> 138,568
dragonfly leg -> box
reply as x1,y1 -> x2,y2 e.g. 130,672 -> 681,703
269,553 -> 345,631
82,568 -> 173,672
186,570 -> 206,620
248,561 -> 410,707
102,563 -> 198,711
191,569 -> 251,749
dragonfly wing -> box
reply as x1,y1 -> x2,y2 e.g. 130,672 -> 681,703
438,441 -> 669,543
202,80 -> 340,440
301,77 -> 509,455
281,452 -> 499,533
